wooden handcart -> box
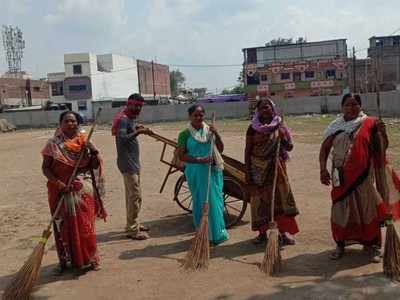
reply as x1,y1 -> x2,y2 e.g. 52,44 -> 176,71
149,132 -> 249,228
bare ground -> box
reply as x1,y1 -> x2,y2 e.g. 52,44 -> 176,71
1,119 -> 400,300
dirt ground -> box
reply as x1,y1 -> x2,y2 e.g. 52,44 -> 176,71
1,117 -> 400,300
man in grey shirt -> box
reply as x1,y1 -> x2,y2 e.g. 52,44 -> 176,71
113,93 -> 152,240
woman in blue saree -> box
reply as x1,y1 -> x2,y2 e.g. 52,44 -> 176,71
177,104 -> 229,245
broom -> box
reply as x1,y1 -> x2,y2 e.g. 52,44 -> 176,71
375,67 -> 400,280
183,112 -> 216,271
2,108 -> 102,300
260,132 -> 282,275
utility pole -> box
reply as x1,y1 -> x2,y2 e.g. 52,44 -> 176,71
352,46 -> 357,93
151,60 -> 156,102
374,55 -> 381,117
365,59 -> 368,93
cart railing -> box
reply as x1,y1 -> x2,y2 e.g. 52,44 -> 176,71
148,132 -> 247,193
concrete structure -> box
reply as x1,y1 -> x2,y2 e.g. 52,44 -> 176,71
48,53 -> 140,118
137,60 -> 171,101
368,35 -> 400,91
0,77 -> 49,108
48,53 -> 171,118
2,91 -> 400,128
347,58 -> 375,94
242,39 -> 348,112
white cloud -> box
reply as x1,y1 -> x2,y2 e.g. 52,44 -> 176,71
44,0 -> 127,28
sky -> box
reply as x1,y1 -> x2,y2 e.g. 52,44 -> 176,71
1,0 -> 400,92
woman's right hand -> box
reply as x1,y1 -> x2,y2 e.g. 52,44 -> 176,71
196,156 -> 212,164
320,169 -> 331,186
56,180 -> 70,193
245,172 -> 253,186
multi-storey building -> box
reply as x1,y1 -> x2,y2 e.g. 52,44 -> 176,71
48,53 -> 171,118
242,39 -> 348,109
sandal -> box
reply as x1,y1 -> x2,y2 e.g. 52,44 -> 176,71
139,225 -> 150,232
330,246 -> 345,260
364,246 -> 381,263
280,234 -> 296,246
91,263 -> 101,271
127,231 -> 149,240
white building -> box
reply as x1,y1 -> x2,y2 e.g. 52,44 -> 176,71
48,53 -> 139,118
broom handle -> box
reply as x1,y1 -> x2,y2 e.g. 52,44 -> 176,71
46,108 -> 102,231
205,112 -> 216,205
270,132 -> 281,223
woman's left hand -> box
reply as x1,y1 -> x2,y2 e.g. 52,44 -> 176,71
376,119 -> 387,134
278,127 -> 287,139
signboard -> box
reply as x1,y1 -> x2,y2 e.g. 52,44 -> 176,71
284,82 -> 296,90
257,84 -> 269,92
310,80 -> 334,88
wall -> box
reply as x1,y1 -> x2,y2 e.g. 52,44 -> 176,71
0,78 -> 49,106
92,101 -> 249,124
91,67 -> 139,101
2,91 -> 400,128
0,109 -> 66,128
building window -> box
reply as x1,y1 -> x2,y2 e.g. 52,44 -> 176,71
326,69 -> 336,79
33,87 -> 40,92
305,71 -> 315,79
51,81 -> 64,96
78,100 -> 87,111
293,72 -> 301,82
69,85 -> 87,92
280,73 -> 290,80
73,64 -> 82,75
260,74 -> 268,82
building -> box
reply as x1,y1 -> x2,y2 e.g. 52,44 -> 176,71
347,58 -> 375,94
137,60 -> 171,101
368,35 -> 400,91
0,73 -> 49,108
242,39 -> 348,109
48,53 -> 171,117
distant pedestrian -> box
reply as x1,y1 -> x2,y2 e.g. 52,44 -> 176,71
112,94 -> 152,240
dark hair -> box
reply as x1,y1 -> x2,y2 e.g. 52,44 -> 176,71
256,97 -> 273,109
341,93 -> 362,106
188,104 -> 205,116
59,111 -> 83,125
128,93 -> 144,102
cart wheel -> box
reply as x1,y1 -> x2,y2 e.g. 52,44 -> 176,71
174,174 -> 193,213
223,176 -> 248,229
174,174 -> 248,228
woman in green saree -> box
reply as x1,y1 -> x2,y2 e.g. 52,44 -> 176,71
176,104 -> 229,245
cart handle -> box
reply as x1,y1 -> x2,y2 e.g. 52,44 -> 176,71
148,132 -> 177,148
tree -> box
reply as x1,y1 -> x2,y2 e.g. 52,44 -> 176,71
221,85 -> 245,95
170,69 -> 186,96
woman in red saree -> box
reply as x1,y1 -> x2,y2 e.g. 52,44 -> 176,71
42,111 -> 106,273
320,93 -> 400,261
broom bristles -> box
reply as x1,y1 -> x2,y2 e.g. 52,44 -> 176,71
260,222 -> 281,275
383,221 -> 400,281
183,204 -> 210,271
2,229 -> 51,300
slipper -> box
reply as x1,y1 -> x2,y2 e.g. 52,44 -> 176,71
139,225 -> 150,232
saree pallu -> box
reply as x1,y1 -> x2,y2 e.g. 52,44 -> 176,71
330,116 -> 400,246
182,133 -> 229,245
42,134 -> 103,268
248,129 -> 299,234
